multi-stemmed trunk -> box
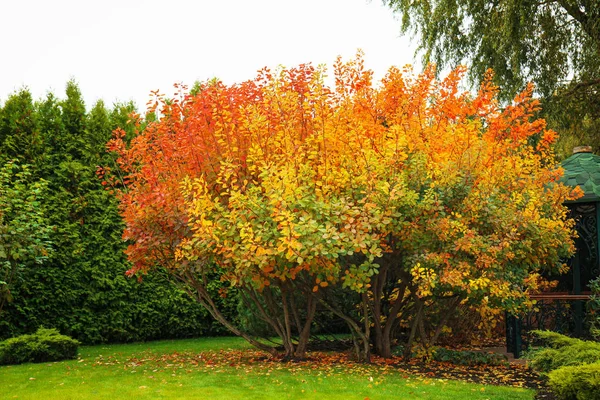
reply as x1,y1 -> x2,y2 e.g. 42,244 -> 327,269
404,295 -> 463,357
241,281 -> 318,360
181,271 -> 279,356
369,257 -> 412,359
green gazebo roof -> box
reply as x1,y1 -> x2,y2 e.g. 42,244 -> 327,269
560,150 -> 600,203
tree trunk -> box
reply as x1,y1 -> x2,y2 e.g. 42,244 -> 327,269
184,277 -> 279,356
404,300 -> 423,358
280,289 -> 296,359
294,295 -> 317,358
426,296 -> 462,347
370,265 -> 385,356
379,287 -> 407,358
361,292 -> 371,362
315,292 -> 371,362
244,286 -> 287,341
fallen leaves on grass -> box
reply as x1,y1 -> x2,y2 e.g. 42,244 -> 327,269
95,349 -> 546,390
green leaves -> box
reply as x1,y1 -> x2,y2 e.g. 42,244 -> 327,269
0,160 -> 53,315
383,0 -> 600,159
0,84 -> 231,344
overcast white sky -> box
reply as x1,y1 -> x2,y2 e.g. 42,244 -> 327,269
0,0 -> 418,111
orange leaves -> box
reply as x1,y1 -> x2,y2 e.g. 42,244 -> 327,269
109,52 -> 578,321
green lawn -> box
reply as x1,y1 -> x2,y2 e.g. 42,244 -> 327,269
0,337 -> 534,399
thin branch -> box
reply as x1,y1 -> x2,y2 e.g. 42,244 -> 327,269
559,78 -> 600,98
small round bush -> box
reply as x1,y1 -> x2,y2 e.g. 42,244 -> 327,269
0,328 -> 80,365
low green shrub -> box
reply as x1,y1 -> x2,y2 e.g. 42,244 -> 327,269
432,347 -> 508,366
0,328 -> 79,365
532,330 -> 583,348
526,331 -> 600,373
547,362 -> 600,400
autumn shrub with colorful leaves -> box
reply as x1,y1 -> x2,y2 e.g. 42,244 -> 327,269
108,53 -> 580,361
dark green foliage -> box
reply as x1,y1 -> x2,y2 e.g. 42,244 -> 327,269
547,363 -> 600,400
431,347 -> 508,366
0,328 -> 79,365
0,84 -> 238,344
383,0 -> 599,98
109,101 -> 139,143
527,331 -> 600,373
588,277 -> 600,339
0,161 -> 52,315
237,297 -> 277,338
0,89 -> 43,163
205,278 -> 240,335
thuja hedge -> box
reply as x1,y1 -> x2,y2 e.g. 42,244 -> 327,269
0,84 -> 238,344
1,266 -> 236,344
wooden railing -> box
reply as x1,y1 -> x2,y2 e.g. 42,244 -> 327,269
530,293 -> 591,301
506,292 -> 592,358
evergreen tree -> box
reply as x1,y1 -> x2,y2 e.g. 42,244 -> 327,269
0,84 -> 232,343
0,89 -> 42,164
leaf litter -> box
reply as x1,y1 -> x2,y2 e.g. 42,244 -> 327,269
99,348 -> 548,392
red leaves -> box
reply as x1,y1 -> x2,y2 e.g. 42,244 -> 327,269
107,53 -> 578,332
118,347 -> 543,390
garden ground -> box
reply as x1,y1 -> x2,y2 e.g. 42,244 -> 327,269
0,336 -> 543,399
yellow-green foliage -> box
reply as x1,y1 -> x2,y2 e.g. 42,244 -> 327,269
533,330 -> 583,348
528,331 -> 600,399
547,362 -> 600,400
527,331 -> 600,373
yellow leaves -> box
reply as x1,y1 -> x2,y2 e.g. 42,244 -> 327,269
475,297 -> 503,335
411,263 -> 437,298
411,263 -> 425,277
117,54 -> 570,308
378,181 -> 391,195
285,248 -> 295,260
468,277 -> 491,291
255,246 -> 268,257
278,236 -> 303,261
